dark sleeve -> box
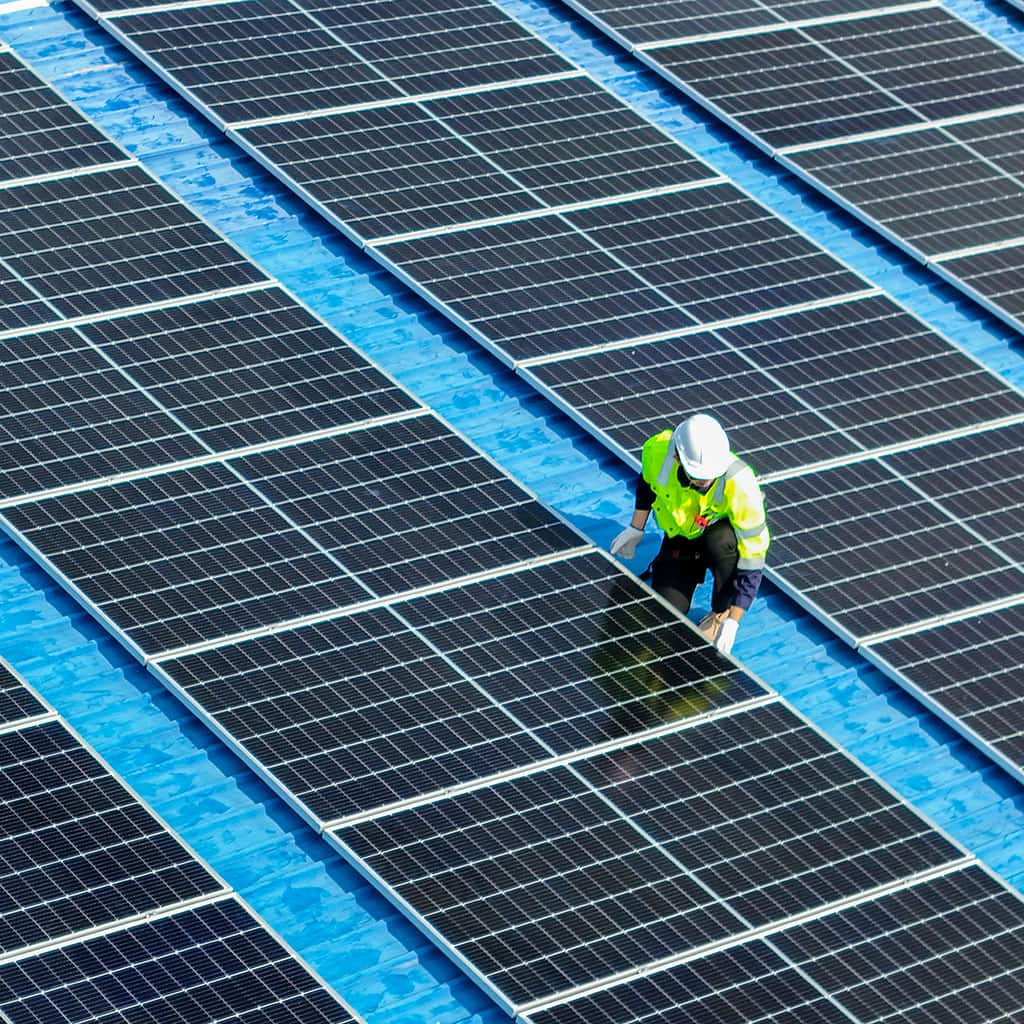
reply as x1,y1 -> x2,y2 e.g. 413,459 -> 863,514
733,569 -> 762,610
635,474 -> 655,511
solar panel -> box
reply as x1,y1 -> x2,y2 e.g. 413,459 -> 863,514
526,330 -> 860,476
0,264 -> 61,332
158,605 -> 550,824
529,863 -> 1024,1023
647,29 -> 925,150
562,0 -> 894,46
79,288 -> 420,451
804,9 -> 1024,122
946,110 -> 1024,175
0,718 -> 221,955
0,51 -> 123,181
101,0 -> 402,125
565,1 -> 1024,332
884,423 -> 1024,564
764,459 -> 1024,640
562,187 -> 865,323
334,695 -> 966,1009
378,213 -> 694,362
418,77 -> 715,207
526,294 -> 1024,474
0,660 -> 361,1022
789,126 -> 1024,258
574,702 -> 960,926
336,765 -> 748,1008
295,0 -> 572,95
156,551 -> 767,825
0,898 -> 359,1024
772,864 -> 1024,1022
393,551 -> 766,754
867,605 -> 1024,773
0,165 -> 266,318
235,103 -> 544,241
3,463 -> 368,656
0,661 -> 46,726
232,418 -> 581,596
13,23 -> 1024,1023
234,76 -> 716,241
0,325 -> 205,502
524,940 -> 855,1024
938,245 -> 1024,322
713,297 -> 1024,448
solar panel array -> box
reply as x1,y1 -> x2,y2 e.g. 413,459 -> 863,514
0,658 -> 360,1024
9,26 -> 1024,1024
67,0 -> 1024,782
560,0 -> 1024,333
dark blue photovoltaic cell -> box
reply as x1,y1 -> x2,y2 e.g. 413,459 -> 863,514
3,463 -> 367,656
0,326 -> 205,501
108,0 -> 402,124
526,332 -> 859,475
0,900 -> 359,1024
564,187 -> 866,322
0,719 -> 220,954
378,213 -> 694,361
80,289 -> 420,450
160,606 -> 550,824
714,297 -> 1024,449
884,423 -> 1024,565
789,128 -> 1024,257
236,104 -> 541,240
561,0 -> 884,45
576,704 -> 960,926
337,766 -> 747,1007
649,30 -> 925,148
526,940 -> 851,1024
773,866 -> 1024,1023
938,245 -> 1024,321
296,0 -> 572,95
0,166 -> 266,317
869,605 -> 1024,770
0,267 -> 57,332
394,552 -> 766,753
232,418 -> 581,595
0,662 -> 45,727
425,76 -> 714,206
765,460 -> 1024,638
0,51 -> 123,181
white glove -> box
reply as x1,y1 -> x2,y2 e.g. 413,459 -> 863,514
715,617 -> 739,655
610,526 -> 644,558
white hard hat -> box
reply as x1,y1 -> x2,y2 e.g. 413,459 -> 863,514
672,414 -> 731,479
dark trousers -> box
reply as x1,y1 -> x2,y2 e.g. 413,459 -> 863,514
650,519 -> 738,616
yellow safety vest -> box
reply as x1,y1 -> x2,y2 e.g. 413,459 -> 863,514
641,430 -> 770,570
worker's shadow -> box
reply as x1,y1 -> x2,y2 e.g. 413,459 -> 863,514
588,576 -> 734,751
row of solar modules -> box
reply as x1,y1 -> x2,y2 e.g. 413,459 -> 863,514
67,0 -> 1024,788
0,659 -> 360,1023
7,44 -> 1024,1024
560,0 -> 1024,331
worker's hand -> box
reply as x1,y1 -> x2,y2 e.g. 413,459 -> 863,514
716,618 -> 738,655
610,526 -> 644,558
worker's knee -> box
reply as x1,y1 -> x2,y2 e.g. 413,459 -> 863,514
655,585 -> 692,615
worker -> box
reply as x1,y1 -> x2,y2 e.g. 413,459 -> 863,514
610,413 -> 769,655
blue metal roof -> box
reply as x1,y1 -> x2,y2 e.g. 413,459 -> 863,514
1,1 -> 1024,1021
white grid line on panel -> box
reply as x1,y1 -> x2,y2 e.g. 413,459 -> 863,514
638,0 -> 938,50
228,70 -> 586,129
